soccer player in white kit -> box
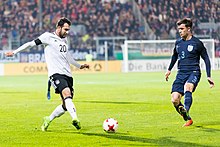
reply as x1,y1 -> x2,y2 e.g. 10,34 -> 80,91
5,17 -> 89,131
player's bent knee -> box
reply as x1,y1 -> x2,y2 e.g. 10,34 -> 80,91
171,92 -> 181,104
171,98 -> 179,104
62,87 -> 72,98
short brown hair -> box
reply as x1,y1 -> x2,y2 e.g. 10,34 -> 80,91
56,17 -> 71,27
176,18 -> 192,28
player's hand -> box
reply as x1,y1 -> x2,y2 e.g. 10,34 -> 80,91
80,64 -> 89,69
5,51 -> 14,57
207,77 -> 214,88
165,70 -> 171,81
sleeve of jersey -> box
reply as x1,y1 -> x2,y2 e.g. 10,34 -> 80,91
13,40 -> 36,54
12,32 -> 49,54
168,47 -> 178,71
200,43 -> 211,77
37,32 -> 50,44
66,52 -> 81,68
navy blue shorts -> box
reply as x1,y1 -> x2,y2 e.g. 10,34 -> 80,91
171,71 -> 201,95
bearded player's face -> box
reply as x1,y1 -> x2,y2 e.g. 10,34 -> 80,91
59,23 -> 70,38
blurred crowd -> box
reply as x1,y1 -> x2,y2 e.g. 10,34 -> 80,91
0,0 -> 220,53
136,0 -> 220,39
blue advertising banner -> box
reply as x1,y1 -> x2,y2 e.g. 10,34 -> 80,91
2,48 -> 98,63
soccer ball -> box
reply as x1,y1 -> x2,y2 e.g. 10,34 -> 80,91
103,118 -> 118,133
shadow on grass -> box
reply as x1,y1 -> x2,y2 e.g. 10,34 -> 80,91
79,132 -> 211,147
195,121 -> 220,132
76,100 -> 149,105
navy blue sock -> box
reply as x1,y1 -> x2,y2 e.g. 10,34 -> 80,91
184,91 -> 192,112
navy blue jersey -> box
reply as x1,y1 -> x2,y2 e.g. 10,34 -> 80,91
168,36 -> 211,77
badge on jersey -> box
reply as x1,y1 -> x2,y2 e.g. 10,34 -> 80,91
187,45 -> 194,52
55,80 -> 60,85
176,45 -> 180,49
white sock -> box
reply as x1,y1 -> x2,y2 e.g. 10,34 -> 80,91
64,98 -> 78,120
49,104 -> 65,121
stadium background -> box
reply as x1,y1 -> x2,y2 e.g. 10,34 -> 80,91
0,0 -> 220,74
0,1 -> 220,146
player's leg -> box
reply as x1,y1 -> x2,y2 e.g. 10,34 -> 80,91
62,87 -> 81,130
50,104 -> 66,120
171,92 -> 190,121
184,83 -> 193,118
41,103 -> 66,131
42,74 -> 67,131
183,72 -> 201,126
171,73 -> 191,122
171,92 -> 183,115
185,72 -> 201,113
171,92 -> 190,122
171,73 -> 185,116
42,74 -> 81,130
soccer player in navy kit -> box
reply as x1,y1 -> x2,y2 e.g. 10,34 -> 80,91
165,18 -> 214,127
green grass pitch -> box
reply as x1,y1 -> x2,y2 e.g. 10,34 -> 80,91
0,71 -> 219,146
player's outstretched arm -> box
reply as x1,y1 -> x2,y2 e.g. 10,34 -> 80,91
207,77 -> 214,88
5,41 -> 36,57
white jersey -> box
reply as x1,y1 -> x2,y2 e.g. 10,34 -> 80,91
38,32 -> 81,77
13,32 -> 81,77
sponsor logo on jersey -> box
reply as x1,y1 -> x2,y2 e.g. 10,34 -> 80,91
187,45 -> 194,52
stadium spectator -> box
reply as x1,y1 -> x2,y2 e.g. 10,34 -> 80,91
1,0 -> 142,50
137,0 -> 219,39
